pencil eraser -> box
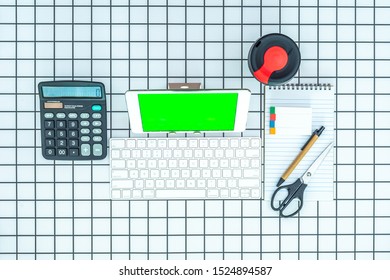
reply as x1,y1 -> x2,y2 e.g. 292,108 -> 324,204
270,128 -> 276,134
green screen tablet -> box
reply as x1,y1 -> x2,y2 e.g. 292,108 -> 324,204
126,90 -> 251,133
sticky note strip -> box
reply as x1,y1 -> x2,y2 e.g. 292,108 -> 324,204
270,106 -> 312,135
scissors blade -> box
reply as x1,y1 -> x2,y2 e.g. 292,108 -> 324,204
301,142 -> 333,185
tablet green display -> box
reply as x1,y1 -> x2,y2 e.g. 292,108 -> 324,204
138,93 -> 238,132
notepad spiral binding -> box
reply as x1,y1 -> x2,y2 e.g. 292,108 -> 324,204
267,83 -> 332,91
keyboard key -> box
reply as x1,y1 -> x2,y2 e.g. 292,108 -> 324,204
161,169 -> 169,178
80,113 -> 90,119
207,189 -> 219,197
191,169 -> 201,178
112,170 -> 129,180
221,189 -> 229,198
130,170 -> 139,178
217,179 -> 226,188
220,139 -> 229,148
251,189 -> 261,198
166,180 -> 175,188
228,179 -> 237,188
243,169 -> 260,178
189,139 -> 197,147
126,139 -> 136,148
135,180 -> 144,188
111,149 -> 120,158
147,160 -> 157,168
209,139 -> 218,147
140,169 -> 149,178
215,149 -> 224,158
238,179 -> 259,188
178,139 -> 188,148
145,180 -> 154,188
241,159 -> 250,168
251,159 -> 260,168
194,149 -> 203,158
112,139 -> 125,148
157,139 -> 167,148
199,139 -> 208,147
251,138 -> 261,147
92,121 -> 102,127
56,113 -> 66,118
168,139 -> 177,148
222,170 -> 232,178
231,189 -> 239,197
143,190 -> 154,198
240,139 -> 250,147
187,180 -> 195,188
127,159 -> 136,168
68,113 -> 77,119
137,160 -> 146,168
133,190 -> 142,198
147,139 -> 156,148
156,180 -> 164,188
111,190 -> 121,199
246,149 -> 260,158
204,149 -> 213,157
241,189 -> 250,198
112,160 -> 126,169
81,128 -> 90,134
158,159 -> 167,168
207,180 -> 216,188
155,189 -> 206,198
92,128 -> 102,134
93,136 -> 102,142
112,180 -> 133,189
122,190 -> 131,198
137,139 -> 146,148
44,113 -> 54,118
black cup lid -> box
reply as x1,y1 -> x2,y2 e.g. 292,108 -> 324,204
248,33 -> 301,85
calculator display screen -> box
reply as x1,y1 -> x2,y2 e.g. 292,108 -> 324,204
138,93 -> 238,132
42,86 -> 102,98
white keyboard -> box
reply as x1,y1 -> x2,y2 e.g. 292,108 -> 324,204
110,137 -> 262,199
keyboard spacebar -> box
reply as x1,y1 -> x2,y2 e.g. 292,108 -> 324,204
155,189 -> 206,198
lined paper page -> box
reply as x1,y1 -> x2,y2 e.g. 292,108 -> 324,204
264,85 -> 335,201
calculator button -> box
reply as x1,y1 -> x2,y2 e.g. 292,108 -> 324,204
92,113 -> 101,119
80,121 -> 90,127
45,139 -> 55,147
92,121 -> 102,127
81,136 -> 90,142
68,113 -> 78,119
69,130 -> 78,138
81,144 -> 91,156
56,113 -> 66,119
57,130 -> 67,138
45,130 -> 55,137
44,121 -> 54,128
92,128 -> 102,134
69,140 -> 79,147
93,136 -> 102,142
44,113 -> 54,119
56,120 -> 66,128
92,104 -> 102,111
57,139 -> 67,147
93,144 -> 103,156
80,113 -> 90,119
45,148 -> 55,156
69,121 -> 78,128
70,149 -> 79,156
81,128 -> 90,134
57,149 -> 67,156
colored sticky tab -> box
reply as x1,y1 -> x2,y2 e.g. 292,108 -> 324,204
270,114 -> 276,121
270,106 -> 275,114
270,128 -> 276,134
270,120 -> 275,127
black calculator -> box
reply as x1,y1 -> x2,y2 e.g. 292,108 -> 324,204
38,81 -> 107,160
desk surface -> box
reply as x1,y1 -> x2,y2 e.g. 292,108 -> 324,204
0,1 -> 389,260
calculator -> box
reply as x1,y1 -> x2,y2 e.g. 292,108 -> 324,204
38,81 -> 107,160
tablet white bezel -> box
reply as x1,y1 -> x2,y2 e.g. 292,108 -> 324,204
125,89 -> 251,134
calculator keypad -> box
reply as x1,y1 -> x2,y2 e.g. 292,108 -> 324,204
43,111 -> 105,159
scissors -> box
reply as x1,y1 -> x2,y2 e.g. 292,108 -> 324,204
271,142 -> 333,217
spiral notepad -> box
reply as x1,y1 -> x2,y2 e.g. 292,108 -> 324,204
264,84 -> 335,201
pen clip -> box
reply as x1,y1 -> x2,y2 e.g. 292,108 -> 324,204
301,134 -> 313,150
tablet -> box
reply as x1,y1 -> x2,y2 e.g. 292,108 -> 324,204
125,89 -> 251,133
